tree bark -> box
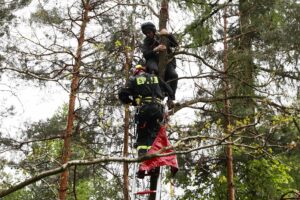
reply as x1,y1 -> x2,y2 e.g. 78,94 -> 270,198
122,47 -> 131,200
223,5 -> 235,200
122,8 -> 136,197
230,0 -> 255,118
158,0 -> 169,80
143,1 -> 170,199
122,106 -> 130,200
58,2 -> 90,200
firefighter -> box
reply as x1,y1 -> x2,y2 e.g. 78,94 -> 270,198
118,64 -> 174,200
118,64 -> 174,152
141,22 -> 179,100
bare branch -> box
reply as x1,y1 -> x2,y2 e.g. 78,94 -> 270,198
114,2 -> 159,17
174,50 -> 222,73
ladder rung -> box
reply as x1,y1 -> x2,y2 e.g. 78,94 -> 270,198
135,190 -> 156,195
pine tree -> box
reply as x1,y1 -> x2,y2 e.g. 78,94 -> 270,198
172,0 -> 300,199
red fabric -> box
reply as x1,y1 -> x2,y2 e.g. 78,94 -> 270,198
136,190 -> 156,195
139,126 -> 178,174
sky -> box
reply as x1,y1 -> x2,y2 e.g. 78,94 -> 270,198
0,74 -> 69,136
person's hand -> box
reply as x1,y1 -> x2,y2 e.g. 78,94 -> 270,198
159,28 -> 169,35
153,44 -> 166,52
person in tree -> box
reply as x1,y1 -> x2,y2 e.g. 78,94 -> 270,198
118,64 -> 174,200
118,64 -> 174,153
140,22 -> 179,100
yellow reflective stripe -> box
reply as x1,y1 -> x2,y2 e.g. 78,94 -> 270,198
137,145 -> 152,151
143,96 -> 153,99
136,77 -> 146,85
143,100 -> 161,104
136,76 -> 158,85
152,76 -> 158,83
135,98 -> 141,105
142,96 -> 162,104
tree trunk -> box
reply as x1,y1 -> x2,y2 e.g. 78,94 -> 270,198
223,5 -> 235,200
121,5 -> 136,198
230,0 -> 255,118
145,2 -> 170,199
58,2 -> 90,200
123,107 -> 130,200
122,47 -> 131,200
158,0 -> 169,80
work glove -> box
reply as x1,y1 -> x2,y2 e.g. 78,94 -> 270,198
153,44 -> 166,52
159,28 -> 169,36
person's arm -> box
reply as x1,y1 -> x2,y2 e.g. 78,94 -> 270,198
118,78 -> 136,105
141,39 -> 158,60
118,87 -> 133,104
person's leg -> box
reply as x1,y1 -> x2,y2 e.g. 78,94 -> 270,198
136,106 -> 152,154
137,105 -> 154,147
135,125 -> 147,178
135,111 -> 148,179
144,104 -> 163,145
138,104 -> 163,192
165,62 -> 178,97
148,167 -> 160,200
146,59 -> 159,75
136,105 -> 156,179
136,124 -> 148,153
137,104 -> 163,147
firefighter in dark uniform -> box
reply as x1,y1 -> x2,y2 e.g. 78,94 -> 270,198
118,64 -> 174,152
118,65 -> 174,200
141,22 -> 179,99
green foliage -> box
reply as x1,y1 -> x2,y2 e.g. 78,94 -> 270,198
175,107 -> 300,199
0,0 -> 32,37
25,105 -> 67,139
235,158 -> 294,199
177,1 -> 216,47
72,180 -> 92,200
177,154 -> 297,200
2,188 -> 33,200
30,6 -> 63,25
64,169 -> 122,200
185,22 -> 212,47
0,0 -> 32,22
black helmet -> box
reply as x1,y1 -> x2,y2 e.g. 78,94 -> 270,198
141,22 -> 156,34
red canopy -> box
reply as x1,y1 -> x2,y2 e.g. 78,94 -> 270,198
139,126 -> 178,174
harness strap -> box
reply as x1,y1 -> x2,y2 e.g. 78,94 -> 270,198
141,96 -> 162,104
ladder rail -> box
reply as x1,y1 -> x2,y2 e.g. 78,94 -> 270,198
130,164 -> 164,200
130,103 -> 168,200
155,167 -> 163,200
130,162 -> 138,200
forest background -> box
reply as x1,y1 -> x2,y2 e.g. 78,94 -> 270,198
0,0 -> 300,199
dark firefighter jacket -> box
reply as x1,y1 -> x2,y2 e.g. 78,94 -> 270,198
118,72 -> 174,105
141,34 -> 178,64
